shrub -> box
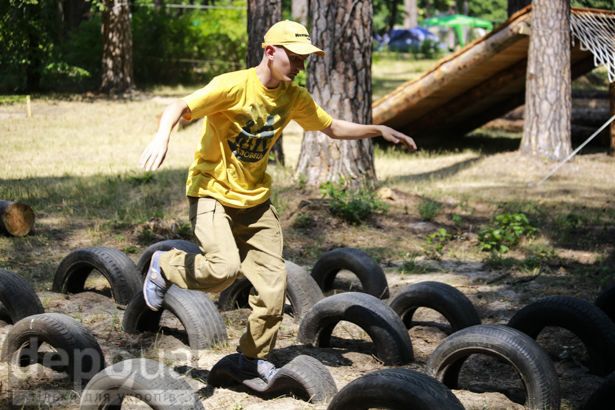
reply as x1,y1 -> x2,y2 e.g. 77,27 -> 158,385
479,212 -> 538,254
319,180 -> 388,225
418,198 -> 442,221
424,227 -> 452,256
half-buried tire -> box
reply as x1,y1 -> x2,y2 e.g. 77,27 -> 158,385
122,285 -> 227,350
136,239 -> 201,277
507,295 -> 615,376
298,292 -> 413,365
311,248 -> 389,299
327,368 -> 464,410
388,281 -> 480,332
208,353 -> 337,404
583,370 -> 615,410
0,268 -> 44,323
595,282 -> 615,323
427,324 -> 560,410
52,247 -> 142,306
80,358 -> 203,410
1,312 -> 105,386
218,260 -> 323,321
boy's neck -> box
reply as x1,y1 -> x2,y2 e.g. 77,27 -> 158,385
255,61 -> 281,89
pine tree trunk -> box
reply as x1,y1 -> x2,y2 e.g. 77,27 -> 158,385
100,0 -> 134,94
247,0 -> 284,165
247,0 -> 281,68
292,0 -> 309,26
404,0 -> 417,28
296,0 -> 375,188
520,0 -> 571,161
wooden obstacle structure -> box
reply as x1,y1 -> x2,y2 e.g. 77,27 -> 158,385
373,6 -> 614,143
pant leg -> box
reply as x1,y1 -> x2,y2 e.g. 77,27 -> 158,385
231,201 -> 286,359
159,197 -> 241,293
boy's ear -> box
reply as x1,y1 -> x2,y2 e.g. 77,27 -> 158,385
264,45 -> 277,60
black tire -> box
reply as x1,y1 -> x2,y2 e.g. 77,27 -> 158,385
122,285 -> 227,350
311,248 -> 389,299
595,282 -> 615,323
583,370 -> 615,410
268,355 -> 338,403
388,281 -> 480,332
297,292 -> 413,365
0,268 -> 44,323
136,239 -> 201,277
1,312 -> 106,386
80,358 -> 204,409
52,247 -> 142,306
427,324 -> 561,410
327,368 -> 464,410
208,354 -> 337,403
218,261 -> 323,321
507,295 -> 615,376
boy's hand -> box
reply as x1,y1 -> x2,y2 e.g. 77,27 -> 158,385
379,125 -> 417,151
140,133 -> 170,171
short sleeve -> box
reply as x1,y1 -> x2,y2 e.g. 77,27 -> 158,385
182,77 -> 233,120
292,88 -> 333,131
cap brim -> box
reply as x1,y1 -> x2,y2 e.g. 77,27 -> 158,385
282,43 -> 325,57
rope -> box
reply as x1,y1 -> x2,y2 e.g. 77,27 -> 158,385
532,114 -> 615,186
570,10 -> 615,83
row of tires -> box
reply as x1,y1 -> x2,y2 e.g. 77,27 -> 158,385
1,242 -> 615,408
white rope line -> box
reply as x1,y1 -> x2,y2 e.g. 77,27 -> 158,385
570,11 -> 615,82
532,114 -> 615,186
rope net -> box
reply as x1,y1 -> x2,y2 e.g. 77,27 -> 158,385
570,10 -> 615,83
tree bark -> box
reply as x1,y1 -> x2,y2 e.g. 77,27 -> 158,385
520,0 -> 571,161
0,201 -> 35,237
404,0 -> 417,28
247,0 -> 285,164
292,0 -> 309,26
296,0 -> 375,188
100,0 -> 134,94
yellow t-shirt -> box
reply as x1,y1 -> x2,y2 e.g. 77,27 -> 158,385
182,68 -> 333,208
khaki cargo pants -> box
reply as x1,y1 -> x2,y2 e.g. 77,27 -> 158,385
159,197 -> 287,359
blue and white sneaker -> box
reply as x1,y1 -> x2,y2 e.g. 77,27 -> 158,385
143,250 -> 170,311
237,354 -> 278,383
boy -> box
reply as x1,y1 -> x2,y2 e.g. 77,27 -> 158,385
140,20 -> 416,382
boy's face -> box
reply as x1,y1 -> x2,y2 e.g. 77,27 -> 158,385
270,46 -> 308,82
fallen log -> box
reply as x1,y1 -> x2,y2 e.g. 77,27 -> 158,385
0,201 -> 35,237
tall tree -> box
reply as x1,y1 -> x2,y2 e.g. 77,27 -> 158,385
291,0 -> 308,26
247,0 -> 282,67
247,0 -> 285,164
100,0 -> 134,94
520,0 -> 571,160
296,0 -> 375,188
404,0 -> 417,28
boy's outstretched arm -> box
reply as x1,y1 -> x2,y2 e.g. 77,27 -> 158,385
140,99 -> 191,171
321,119 -> 417,151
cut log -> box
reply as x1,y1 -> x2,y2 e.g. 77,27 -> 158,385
0,201 -> 35,237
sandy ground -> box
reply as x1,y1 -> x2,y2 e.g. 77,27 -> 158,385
0,260 -> 606,410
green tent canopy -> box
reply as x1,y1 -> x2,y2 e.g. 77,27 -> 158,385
423,14 -> 494,47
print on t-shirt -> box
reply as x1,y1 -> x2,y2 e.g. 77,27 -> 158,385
229,114 -> 278,162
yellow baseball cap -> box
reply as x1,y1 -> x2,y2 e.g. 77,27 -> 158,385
262,20 -> 325,56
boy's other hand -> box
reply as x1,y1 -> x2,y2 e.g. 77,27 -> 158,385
379,125 -> 417,151
140,133 -> 169,171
